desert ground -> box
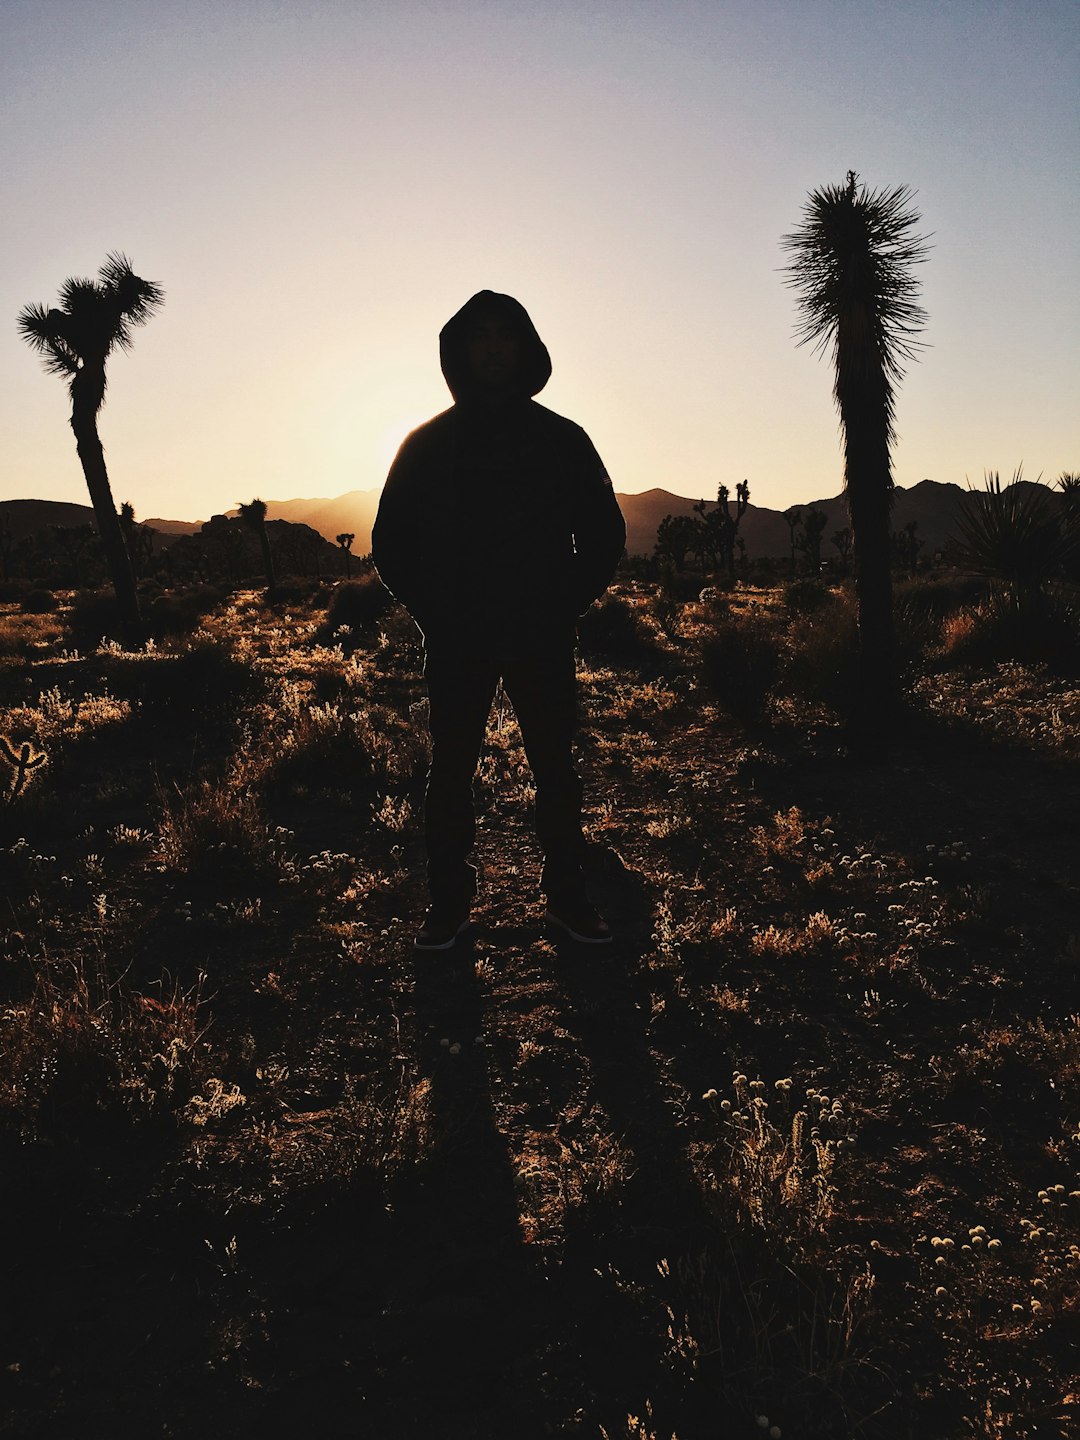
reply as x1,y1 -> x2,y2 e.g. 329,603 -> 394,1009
1,571 -> 1078,1439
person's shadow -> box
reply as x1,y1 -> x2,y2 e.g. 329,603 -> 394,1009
363,938 -> 551,1438
537,843 -> 743,1436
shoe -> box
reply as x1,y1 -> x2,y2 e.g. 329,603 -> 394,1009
544,898 -> 613,945
415,905 -> 471,951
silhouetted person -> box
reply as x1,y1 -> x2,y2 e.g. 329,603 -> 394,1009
372,291 -> 626,949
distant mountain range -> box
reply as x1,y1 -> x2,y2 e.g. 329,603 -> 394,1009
1,479 -> 1065,561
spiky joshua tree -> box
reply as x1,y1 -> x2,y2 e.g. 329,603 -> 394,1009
782,172 -> 928,751
17,254 -> 164,646
239,498 -> 277,594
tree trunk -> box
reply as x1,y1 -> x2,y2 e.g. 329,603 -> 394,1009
259,526 -> 277,593
70,389 -> 142,647
844,417 -> 897,756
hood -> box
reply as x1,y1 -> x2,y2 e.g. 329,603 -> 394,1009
439,290 -> 552,403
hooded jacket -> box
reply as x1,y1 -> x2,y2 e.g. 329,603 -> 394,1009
372,291 -> 626,652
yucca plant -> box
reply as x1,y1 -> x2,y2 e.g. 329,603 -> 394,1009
782,173 -> 928,752
17,254 -> 164,646
954,469 -> 1076,612
238,497 -> 277,593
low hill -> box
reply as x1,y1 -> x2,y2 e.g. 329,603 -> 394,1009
4,478 -> 1065,562
0,499 -> 200,547
224,490 -> 383,553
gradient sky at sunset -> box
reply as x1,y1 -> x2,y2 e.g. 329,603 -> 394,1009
2,0 -> 1077,523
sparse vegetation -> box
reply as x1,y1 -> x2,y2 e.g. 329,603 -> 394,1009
1,576 -> 1077,1438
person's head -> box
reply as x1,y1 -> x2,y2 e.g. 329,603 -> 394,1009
465,307 -> 521,391
439,291 -> 552,404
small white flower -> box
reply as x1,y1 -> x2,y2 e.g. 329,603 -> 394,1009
448,1043 -> 461,1056
439,1038 -> 450,1047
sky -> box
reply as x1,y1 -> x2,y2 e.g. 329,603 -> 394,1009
2,0 -> 1077,523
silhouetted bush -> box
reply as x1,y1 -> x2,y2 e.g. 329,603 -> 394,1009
779,591 -> 860,709
940,587 -> 1079,670
258,702 -> 398,805
67,589 -> 122,650
658,565 -> 712,602
145,584 -> 228,638
782,577 -> 831,614
105,639 -> 269,733
577,595 -> 657,662
23,588 -> 59,614
893,572 -> 990,622
955,471 -> 1075,607
886,575 -> 997,671
698,604 -> 783,723
323,575 -> 394,637
268,577 -> 331,607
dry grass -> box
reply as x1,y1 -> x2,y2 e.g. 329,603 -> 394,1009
0,575 -> 1077,1439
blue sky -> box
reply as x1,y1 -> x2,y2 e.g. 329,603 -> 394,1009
2,0 -> 1077,521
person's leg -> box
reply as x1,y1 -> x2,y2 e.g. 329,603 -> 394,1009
500,646 -> 588,905
423,649 -> 499,911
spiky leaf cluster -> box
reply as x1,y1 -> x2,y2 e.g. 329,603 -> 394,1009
16,252 -> 164,399
955,468 -> 1077,600
781,172 -> 928,449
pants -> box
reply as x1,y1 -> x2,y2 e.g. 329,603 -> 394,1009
423,644 -> 587,908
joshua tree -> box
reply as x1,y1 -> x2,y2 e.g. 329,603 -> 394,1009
704,480 -> 751,577
17,253 -> 164,645
336,531 -> 356,578
797,507 -> 828,573
784,508 -> 802,571
831,527 -> 853,573
654,513 -> 699,571
783,172 -> 928,748
893,518 -> 923,576
238,498 -> 277,593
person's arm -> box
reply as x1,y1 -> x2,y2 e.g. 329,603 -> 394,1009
371,431 -> 440,627
569,430 -> 626,612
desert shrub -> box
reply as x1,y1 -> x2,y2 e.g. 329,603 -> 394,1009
156,780 -> 280,887
105,638 -> 269,732
657,564 -> 712,602
697,603 -> 783,722
0,580 -> 30,604
954,471 -> 1076,607
271,576 -> 331,606
258,702 -> 398,804
67,588 -> 123,649
779,590 -> 860,708
782,577 -> 830,614
323,575 -> 394,638
893,571 -> 990,622
0,611 -> 65,660
1,958 -> 205,1137
23,588 -> 59,614
577,594 -> 657,662
145,584 -> 228,638
939,588 -> 1079,669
